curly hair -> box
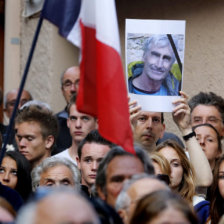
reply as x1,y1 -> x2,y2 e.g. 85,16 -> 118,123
31,157 -> 80,192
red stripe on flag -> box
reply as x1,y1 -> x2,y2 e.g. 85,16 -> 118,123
77,21 -> 135,154
77,22 -> 97,117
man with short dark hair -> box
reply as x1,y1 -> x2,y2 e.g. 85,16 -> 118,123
15,104 -> 58,169
129,101 -> 165,153
54,94 -> 98,164
189,91 -> 224,137
77,130 -> 113,195
54,66 -> 80,154
95,145 -> 154,208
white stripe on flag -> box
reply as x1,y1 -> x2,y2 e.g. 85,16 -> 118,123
95,0 -> 121,54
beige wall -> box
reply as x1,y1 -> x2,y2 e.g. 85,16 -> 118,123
4,0 -> 21,92
117,0 -> 224,135
4,0 -> 224,135
20,16 -> 79,113
4,0 -> 79,114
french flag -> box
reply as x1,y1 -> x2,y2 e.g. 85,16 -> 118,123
42,0 -> 134,154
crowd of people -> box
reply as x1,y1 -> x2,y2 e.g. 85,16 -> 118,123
0,64 -> 224,224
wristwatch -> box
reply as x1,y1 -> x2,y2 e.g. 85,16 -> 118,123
183,131 -> 196,141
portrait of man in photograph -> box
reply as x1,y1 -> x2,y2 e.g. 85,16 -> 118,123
128,34 -> 182,96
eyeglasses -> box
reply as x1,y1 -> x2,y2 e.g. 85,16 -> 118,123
62,80 -> 79,90
6,99 -> 29,108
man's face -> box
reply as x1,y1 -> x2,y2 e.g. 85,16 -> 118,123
5,90 -> 31,118
191,105 -> 224,136
15,121 -> 52,166
133,112 -> 165,151
123,178 -> 168,224
143,45 -> 174,81
67,104 -> 98,143
61,66 -> 80,104
39,165 -> 75,188
98,155 -> 145,208
77,143 -> 110,188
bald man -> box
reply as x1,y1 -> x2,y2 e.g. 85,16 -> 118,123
16,188 -> 100,224
116,174 -> 169,224
53,66 -> 80,155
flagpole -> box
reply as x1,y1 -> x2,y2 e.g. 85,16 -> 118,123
0,16 -> 44,165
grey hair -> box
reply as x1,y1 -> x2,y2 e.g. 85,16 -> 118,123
20,100 -> 52,112
31,157 -> 81,191
4,89 -> 33,108
95,145 -> 155,196
115,173 -> 169,211
143,34 -> 178,63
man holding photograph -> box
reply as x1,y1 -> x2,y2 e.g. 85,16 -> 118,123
128,35 -> 180,96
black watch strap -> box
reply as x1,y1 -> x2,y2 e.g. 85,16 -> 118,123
183,131 -> 196,141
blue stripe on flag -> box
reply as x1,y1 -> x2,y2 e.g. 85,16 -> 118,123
41,0 -> 81,38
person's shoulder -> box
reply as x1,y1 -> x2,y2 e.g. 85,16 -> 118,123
193,197 -> 210,224
53,149 -> 77,165
157,132 -> 184,148
53,148 -> 69,157
55,108 -> 68,120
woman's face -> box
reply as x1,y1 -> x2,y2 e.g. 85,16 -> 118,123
0,156 -> 18,189
218,160 -> 224,198
147,206 -> 190,224
159,147 -> 183,190
195,125 -> 220,167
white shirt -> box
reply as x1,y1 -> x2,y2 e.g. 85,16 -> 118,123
53,149 -> 77,165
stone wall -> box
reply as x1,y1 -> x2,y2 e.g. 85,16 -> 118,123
19,17 -> 79,113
